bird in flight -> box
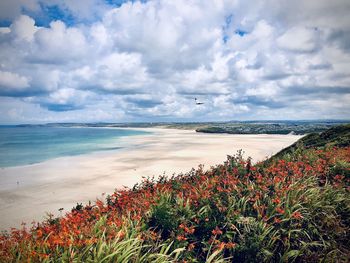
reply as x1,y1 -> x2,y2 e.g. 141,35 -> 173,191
194,98 -> 204,105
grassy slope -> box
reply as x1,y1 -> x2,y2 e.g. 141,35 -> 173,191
0,126 -> 349,262
273,124 -> 350,160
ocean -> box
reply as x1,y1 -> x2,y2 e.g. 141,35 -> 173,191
0,126 -> 150,168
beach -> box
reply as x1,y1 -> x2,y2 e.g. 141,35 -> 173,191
0,128 -> 302,230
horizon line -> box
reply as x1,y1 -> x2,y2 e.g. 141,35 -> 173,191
1,119 -> 350,126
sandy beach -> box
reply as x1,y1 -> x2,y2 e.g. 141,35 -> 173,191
0,128 -> 302,230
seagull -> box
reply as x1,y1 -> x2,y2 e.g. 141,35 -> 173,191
194,98 -> 204,105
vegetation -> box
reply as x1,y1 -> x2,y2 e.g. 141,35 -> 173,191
14,120 -> 350,135
0,126 -> 349,262
272,124 -> 350,160
194,121 -> 349,135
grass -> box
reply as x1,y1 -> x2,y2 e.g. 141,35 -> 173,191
273,124 -> 350,159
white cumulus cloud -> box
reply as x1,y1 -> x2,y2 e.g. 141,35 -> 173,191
0,0 -> 349,123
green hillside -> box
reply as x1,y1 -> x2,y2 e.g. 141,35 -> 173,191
273,124 -> 350,160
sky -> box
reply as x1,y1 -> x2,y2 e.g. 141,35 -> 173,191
0,0 -> 349,124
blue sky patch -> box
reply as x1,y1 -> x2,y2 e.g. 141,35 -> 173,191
222,14 -> 233,43
106,0 -> 147,7
44,5 -> 75,26
235,29 -> 247,37
0,20 -> 11,27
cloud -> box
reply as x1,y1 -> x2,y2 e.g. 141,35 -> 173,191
0,0 -> 40,22
29,20 -> 88,63
0,0 -> 109,25
10,15 -> 38,41
34,88 -> 93,112
0,71 -> 31,96
231,96 -> 285,109
0,0 -> 350,123
0,70 -> 29,89
277,27 -> 319,53
125,96 -> 163,109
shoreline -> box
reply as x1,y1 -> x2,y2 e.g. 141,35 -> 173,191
0,128 -> 302,230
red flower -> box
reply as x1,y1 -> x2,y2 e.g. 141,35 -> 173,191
217,242 -> 226,250
291,211 -> 303,220
211,227 -> 223,235
225,242 -> 236,249
272,197 -> 281,204
276,207 -> 285,214
188,243 -> 195,251
176,235 -> 187,241
274,218 -> 281,224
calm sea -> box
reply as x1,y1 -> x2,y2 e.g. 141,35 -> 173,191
0,126 -> 150,168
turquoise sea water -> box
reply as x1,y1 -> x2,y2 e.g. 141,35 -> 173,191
0,126 -> 150,168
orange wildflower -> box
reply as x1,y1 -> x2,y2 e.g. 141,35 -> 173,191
176,235 -> 187,241
217,242 -> 226,250
225,242 -> 236,249
211,227 -> 223,235
291,211 -> 303,219
276,207 -> 285,214
188,243 -> 195,251
274,217 -> 281,224
272,197 -> 281,204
